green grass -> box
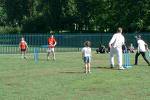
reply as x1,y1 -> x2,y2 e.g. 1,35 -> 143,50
0,52 -> 150,100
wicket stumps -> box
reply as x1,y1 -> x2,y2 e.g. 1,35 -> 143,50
123,50 -> 132,68
146,50 -> 150,60
34,48 -> 39,63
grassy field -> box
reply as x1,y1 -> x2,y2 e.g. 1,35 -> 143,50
0,52 -> 150,100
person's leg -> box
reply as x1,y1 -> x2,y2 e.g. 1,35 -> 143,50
23,51 -> 26,59
87,56 -> 91,73
85,63 -> 88,74
51,48 -> 56,60
141,52 -> 150,66
47,48 -> 51,60
83,57 -> 88,73
134,52 -> 140,65
21,51 -> 24,59
52,52 -> 56,60
110,48 -> 115,68
116,48 -> 124,69
87,63 -> 91,73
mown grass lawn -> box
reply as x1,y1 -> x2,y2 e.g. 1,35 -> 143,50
0,52 -> 150,100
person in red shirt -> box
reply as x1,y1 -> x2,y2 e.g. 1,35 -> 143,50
19,37 -> 28,59
47,32 -> 57,60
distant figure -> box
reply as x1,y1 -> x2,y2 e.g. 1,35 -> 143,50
82,41 -> 92,74
47,31 -> 57,60
109,27 -> 125,70
96,44 -> 106,54
134,35 -> 150,66
128,43 -> 135,53
19,37 -> 28,59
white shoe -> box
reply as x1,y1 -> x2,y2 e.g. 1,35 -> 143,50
118,67 -> 125,70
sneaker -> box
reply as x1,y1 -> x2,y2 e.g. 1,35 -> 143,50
118,67 -> 125,70
84,71 -> 88,74
110,64 -> 114,68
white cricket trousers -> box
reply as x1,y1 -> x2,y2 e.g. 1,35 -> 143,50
110,47 -> 123,67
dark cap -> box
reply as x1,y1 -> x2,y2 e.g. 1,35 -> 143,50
135,35 -> 141,40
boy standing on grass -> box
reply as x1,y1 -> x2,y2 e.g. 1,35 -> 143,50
47,31 -> 57,60
134,35 -> 150,66
19,37 -> 28,59
82,41 -> 92,74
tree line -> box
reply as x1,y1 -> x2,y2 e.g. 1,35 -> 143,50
0,0 -> 150,33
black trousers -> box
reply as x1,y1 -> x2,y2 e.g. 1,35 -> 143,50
134,52 -> 150,65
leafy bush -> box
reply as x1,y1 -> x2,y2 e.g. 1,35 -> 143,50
22,15 -> 49,33
0,26 -> 21,34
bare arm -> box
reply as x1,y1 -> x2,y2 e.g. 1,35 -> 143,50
25,42 -> 28,49
54,41 -> 57,46
90,48 -> 92,57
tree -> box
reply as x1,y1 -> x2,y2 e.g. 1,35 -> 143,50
2,0 -> 150,33
5,0 -> 36,26
0,0 -> 7,26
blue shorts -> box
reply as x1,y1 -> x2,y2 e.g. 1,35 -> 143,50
83,56 -> 91,63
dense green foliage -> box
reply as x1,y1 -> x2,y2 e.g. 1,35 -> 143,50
0,0 -> 150,33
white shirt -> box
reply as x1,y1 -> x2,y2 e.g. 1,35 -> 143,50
137,39 -> 146,52
82,47 -> 91,57
109,33 -> 125,48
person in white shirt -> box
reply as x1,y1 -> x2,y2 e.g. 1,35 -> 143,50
82,41 -> 92,74
134,35 -> 150,66
109,27 -> 125,70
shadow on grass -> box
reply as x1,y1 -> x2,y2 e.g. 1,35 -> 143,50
93,66 -> 110,69
60,71 -> 84,74
93,66 -> 119,70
